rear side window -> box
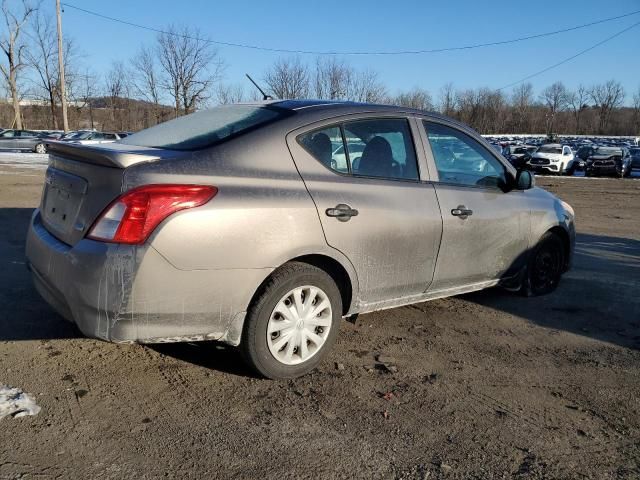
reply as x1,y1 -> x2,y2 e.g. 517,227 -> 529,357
299,118 -> 419,181
121,105 -> 289,151
299,126 -> 347,173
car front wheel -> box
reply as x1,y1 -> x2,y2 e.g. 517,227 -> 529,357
34,143 -> 47,154
241,262 -> 342,379
522,232 -> 565,297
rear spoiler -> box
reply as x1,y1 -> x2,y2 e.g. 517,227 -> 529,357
47,141 -> 170,169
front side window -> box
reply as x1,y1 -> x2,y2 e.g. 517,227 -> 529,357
424,121 -> 506,188
299,118 -> 419,181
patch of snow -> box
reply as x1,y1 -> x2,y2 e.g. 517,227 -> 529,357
0,385 -> 41,419
0,152 -> 48,170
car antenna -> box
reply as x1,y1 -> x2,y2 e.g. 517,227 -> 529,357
246,74 -> 273,101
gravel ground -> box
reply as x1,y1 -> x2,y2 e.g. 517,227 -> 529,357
0,160 -> 639,479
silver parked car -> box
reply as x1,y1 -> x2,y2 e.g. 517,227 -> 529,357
26,101 -> 575,379
0,129 -> 49,153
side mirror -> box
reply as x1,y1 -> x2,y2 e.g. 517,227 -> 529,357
516,169 -> 534,190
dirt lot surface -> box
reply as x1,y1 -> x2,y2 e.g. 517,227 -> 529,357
1,164 -> 639,479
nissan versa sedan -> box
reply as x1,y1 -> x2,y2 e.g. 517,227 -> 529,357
26,100 -> 575,379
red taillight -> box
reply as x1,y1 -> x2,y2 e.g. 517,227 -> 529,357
87,184 -> 217,245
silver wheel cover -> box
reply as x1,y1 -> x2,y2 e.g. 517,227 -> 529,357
266,285 -> 332,366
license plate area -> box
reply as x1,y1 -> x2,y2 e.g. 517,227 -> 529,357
42,168 -> 88,236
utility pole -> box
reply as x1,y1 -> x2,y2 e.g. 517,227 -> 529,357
56,0 -> 69,132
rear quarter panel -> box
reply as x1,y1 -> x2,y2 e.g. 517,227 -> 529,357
121,124 -> 358,286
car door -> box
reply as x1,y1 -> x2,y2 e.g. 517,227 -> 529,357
16,131 -> 36,150
288,116 -> 443,307
0,129 -> 17,149
419,120 -> 531,291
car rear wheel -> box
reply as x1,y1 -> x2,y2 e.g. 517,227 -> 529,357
521,232 -> 565,297
241,262 -> 342,379
34,143 -> 47,154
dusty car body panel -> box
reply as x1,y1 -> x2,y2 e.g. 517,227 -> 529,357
27,210 -> 273,343
286,114 -> 442,307
25,100 -> 575,345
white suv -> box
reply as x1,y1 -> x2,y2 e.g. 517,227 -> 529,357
528,144 -> 576,175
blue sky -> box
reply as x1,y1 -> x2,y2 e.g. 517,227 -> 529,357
53,0 -> 640,102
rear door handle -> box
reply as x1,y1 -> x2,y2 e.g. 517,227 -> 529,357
326,204 -> 359,222
451,205 -> 473,219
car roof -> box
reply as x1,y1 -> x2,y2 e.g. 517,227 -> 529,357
255,98 -> 476,135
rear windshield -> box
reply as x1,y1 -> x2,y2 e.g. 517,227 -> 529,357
120,105 -> 290,151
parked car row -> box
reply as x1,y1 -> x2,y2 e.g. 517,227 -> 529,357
0,128 -> 131,154
487,135 -> 639,178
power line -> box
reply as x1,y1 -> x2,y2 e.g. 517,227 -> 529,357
497,20 -> 640,91
61,2 -> 640,56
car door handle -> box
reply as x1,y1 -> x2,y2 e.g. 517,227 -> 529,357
326,204 -> 358,222
451,206 -> 473,219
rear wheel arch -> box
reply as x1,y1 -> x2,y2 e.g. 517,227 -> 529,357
247,254 -> 354,317
290,254 -> 353,316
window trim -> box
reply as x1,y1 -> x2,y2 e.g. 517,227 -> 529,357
295,116 -> 422,183
419,118 -> 515,192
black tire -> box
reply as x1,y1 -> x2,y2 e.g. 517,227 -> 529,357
565,164 -> 576,176
34,143 -> 47,154
521,232 -> 565,297
240,262 -> 342,379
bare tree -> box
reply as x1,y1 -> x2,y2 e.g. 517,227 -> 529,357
395,87 -> 433,110
104,60 -> 128,130
567,85 -> 589,134
216,83 -> 246,105
156,25 -> 224,116
25,12 -> 77,129
131,45 -> 162,123
263,56 -> 309,99
76,69 -> 98,129
589,80 -> 625,134
540,82 -> 568,134
632,85 -> 640,135
438,82 -> 456,117
313,57 -> 353,100
455,88 -> 481,125
511,83 -> 534,132
0,0 -> 39,129
350,69 -> 386,103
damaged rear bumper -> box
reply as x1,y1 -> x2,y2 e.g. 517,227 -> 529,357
26,209 -> 269,345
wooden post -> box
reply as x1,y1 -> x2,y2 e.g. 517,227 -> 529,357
56,0 -> 69,132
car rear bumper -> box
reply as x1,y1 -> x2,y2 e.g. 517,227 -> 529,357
26,209 -> 270,344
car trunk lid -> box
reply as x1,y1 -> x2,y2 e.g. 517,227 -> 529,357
40,142 -> 175,246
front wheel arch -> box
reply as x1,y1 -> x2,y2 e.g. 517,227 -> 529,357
547,226 -> 571,272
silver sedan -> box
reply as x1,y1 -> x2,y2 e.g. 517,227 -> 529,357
26,100 -> 575,379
